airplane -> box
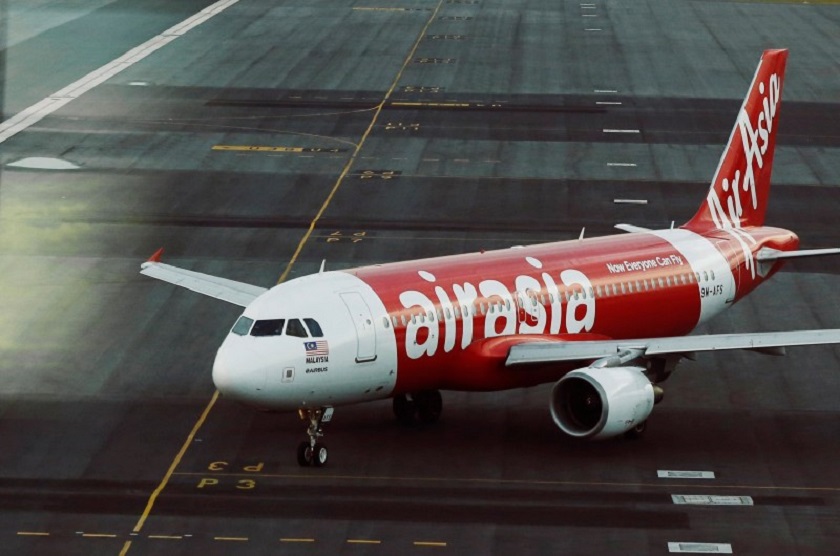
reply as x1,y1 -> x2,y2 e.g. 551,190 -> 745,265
142,49 -> 840,467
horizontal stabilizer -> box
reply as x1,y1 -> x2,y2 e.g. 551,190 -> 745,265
140,250 -> 267,307
506,329 -> 840,366
756,247 -> 840,262
614,223 -> 651,233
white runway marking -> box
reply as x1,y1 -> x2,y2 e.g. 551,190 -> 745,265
0,0 -> 241,145
668,542 -> 733,554
603,129 -> 640,133
672,494 -> 753,506
657,470 -> 715,479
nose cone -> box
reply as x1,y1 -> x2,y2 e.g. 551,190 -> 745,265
212,342 -> 266,404
211,347 -> 234,394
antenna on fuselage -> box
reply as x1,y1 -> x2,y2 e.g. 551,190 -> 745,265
579,227 -> 586,241
319,259 -> 327,273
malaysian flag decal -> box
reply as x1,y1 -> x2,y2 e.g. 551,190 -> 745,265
305,340 -> 329,356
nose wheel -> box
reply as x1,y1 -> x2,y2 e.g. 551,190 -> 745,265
297,407 -> 333,467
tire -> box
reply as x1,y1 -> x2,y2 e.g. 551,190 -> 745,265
312,443 -> 328,467
393,394 -> 417,426
297,441 -> 313,466
416,390 -> 443,424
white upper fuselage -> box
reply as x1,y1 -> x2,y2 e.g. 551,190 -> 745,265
213,271 -> 399,410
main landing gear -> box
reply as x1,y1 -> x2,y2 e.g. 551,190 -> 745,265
393,390 -> 443,426
297,407 -> 333,467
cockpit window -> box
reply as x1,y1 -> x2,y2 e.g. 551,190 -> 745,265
286,319 -> 308,338
251,319 -> 285,337
304,318 -> 324,337
231,316 -> 254,336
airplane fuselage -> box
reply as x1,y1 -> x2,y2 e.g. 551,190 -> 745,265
212,225 -> 798,410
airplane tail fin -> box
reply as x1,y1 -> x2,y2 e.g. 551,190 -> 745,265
684,49 -> 788,232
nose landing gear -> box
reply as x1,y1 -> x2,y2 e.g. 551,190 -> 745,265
297,407 -> 333,467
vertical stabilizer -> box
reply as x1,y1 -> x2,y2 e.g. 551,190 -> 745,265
684,49 -> 788,231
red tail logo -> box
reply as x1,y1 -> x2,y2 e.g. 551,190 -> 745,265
686,49 -> 788,232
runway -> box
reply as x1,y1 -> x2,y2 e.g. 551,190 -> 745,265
1,0 -> 840,554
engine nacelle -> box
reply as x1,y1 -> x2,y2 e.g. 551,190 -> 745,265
550,366 -> 655,440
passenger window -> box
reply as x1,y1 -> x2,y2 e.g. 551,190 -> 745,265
711,270 -> 716,280
384,317 -> 391,328
251,319 -> 285,337
628,282 -> 634,293
304,318 -> 324,337
286,319 -> 308,338
445,307 -> 452,319
232,316 -> 254,336
703,271 -> 709,282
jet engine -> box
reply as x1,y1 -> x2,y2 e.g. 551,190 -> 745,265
550,366 -> 655,440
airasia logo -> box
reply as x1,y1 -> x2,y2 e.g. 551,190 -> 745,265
706,70 -> 781,278
398,257 -> 595,359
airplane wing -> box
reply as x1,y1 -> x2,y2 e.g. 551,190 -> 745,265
505,329 -> 840,366
140,249 -> 267,307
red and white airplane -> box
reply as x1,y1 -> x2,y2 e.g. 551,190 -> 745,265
143,49 -> 840,467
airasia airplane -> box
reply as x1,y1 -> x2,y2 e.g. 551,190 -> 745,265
142,49 -> 840,467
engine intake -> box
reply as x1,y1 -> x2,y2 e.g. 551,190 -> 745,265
550,366 -> 655,440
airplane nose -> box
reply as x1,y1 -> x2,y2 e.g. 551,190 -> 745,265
212,343 -> 266,402
211,348 -> 233,394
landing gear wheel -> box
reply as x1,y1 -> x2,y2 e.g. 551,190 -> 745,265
297,407 -> 333,467
297,441 -> 313,466
393,394 -> 418,426
415,390 -> 443,424
624,420 -> 647,439
393,391 -> 443,426
312,443 -> 328,467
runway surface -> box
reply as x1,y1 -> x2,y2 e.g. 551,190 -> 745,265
1,0 -> 840,554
